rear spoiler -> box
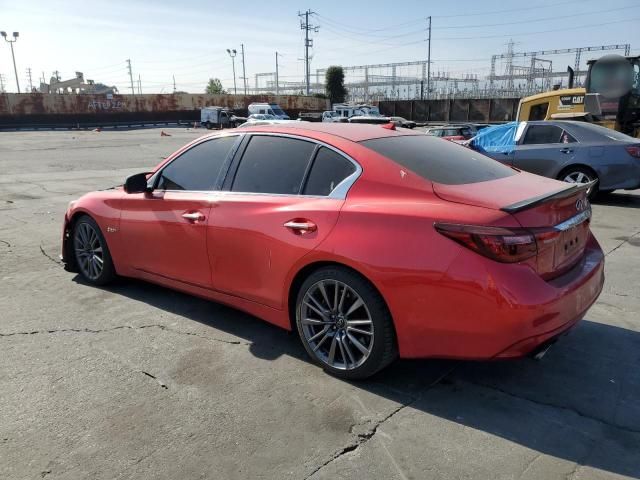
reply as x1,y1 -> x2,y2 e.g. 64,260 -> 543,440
501,180 -> 596,214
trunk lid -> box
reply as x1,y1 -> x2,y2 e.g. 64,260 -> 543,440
433,171 -> 593,278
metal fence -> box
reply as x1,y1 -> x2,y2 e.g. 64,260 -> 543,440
379,98 -> 521,123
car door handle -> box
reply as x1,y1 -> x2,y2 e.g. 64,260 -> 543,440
560,148 -> 573,154
182,211 -> 205,222
284,220 -> 317,234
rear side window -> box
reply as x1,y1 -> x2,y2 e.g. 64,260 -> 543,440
157,136 -> 237,191
303,147 -> 357,196
232,136 -> 316,194
522,125 -> 564,144
360,135 -> 516,185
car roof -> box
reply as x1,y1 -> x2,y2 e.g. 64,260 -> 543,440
522,120 -> 638,143
234,122 -> 421,142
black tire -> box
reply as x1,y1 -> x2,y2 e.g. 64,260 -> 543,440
72,215 -> 116,286
295,266 -> 397,380
557,166 -> 599,199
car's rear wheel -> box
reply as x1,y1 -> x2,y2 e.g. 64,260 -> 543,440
72,215 -> 116,285
295,267 -> 397,380
558,166 -> 598,198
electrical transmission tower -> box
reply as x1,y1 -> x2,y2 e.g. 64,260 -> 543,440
0,73 -> 5,92
26,67 -> 33,91
299,10 -> 319,95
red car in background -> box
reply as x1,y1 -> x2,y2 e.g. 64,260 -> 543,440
426,125 -> 475,142
62,123 -> 604,379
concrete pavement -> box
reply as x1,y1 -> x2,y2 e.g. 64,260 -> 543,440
1,128 -> 639,479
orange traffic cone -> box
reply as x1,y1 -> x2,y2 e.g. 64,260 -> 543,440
161,130 -> 171,137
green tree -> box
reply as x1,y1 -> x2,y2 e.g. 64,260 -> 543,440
206,78 -> 226,94
325,66 -> 347,104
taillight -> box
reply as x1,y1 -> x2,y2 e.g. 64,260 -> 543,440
434,223 -> 538,263
625,145 -> 640,159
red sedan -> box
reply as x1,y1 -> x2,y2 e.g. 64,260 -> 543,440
62,123 -> 604,379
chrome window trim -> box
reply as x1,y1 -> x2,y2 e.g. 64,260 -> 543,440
554,207 -> 591,232
227,131 -> 362,200
146,131 -> 362,200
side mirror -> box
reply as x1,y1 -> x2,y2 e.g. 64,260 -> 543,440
124,172 -> 151,194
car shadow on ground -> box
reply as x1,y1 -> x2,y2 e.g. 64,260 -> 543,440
593,191 -> 640,208
85,276 -> 640,478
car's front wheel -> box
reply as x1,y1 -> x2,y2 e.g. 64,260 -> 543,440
72,215 -> 116,285
295,267 -> 397,379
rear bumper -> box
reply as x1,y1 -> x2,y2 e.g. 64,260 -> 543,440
391,234 -> 605,359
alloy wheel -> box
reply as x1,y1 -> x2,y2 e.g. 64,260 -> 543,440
563,171 -> 592,184
299,279 -> 374,371
73,222 -> 104,281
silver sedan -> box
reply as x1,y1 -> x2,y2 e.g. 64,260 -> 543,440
474,121 -> 640,195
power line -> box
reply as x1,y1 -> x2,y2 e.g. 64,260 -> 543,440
432,4 -> 633,29
434,0 -> 595,18
436,16 -> 640,40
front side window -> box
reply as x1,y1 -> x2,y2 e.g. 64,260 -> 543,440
157,136 -> 237,191
522,125 -> 564,145
303,147 -> 357,196
231,136 -> 315,194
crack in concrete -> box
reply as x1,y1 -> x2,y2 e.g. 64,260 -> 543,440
465,379 -> 640,436
15,179 -> 72,196
518,453 -> 543,480
606,230 -> 640,256
39,245 -> 62,265
141,371 -> 168,389
0,323 -> 249,347
304,366 -> 456,479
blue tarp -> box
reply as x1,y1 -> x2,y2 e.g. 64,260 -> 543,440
472,122 -> 519,155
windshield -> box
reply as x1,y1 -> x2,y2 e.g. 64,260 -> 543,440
271,107 -> 286,116
589,58 -> 636,99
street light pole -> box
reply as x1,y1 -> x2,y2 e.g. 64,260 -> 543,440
226,48 -> 237,95
1,31 -> 20,93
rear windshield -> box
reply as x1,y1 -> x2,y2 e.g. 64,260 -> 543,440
360,135 -> 516,185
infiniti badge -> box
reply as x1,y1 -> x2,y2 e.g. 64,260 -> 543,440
575,198 -> 587,212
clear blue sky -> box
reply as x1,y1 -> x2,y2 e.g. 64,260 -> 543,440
0,0 -> 638,93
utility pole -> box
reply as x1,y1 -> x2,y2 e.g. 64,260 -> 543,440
226,49 -> 237,94
426,17 -> 432,100
299,10 -> 319,95
172,75 -> 176,93
0,73 -> 5,93
137,74 -> 142,94
275,51 -> 279,96
26,67 -> 33,92
240,43 -> 247,95
1,31 -> 20,93
126,59 -> 135,95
